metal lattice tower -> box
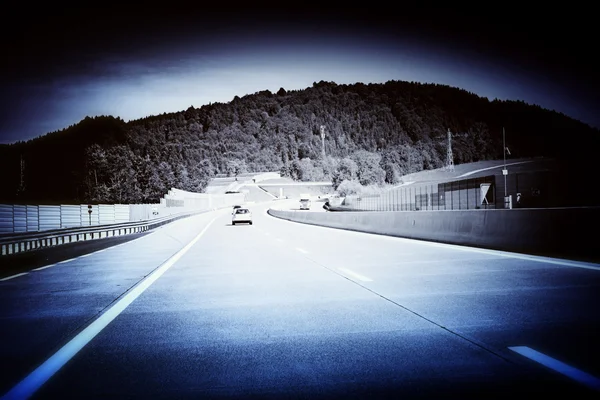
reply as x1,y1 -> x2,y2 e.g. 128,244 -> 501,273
446,128 -> 454,171
320,125 -> 326,158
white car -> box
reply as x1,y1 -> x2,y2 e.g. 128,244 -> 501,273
299,194 -> 311,210
232,208 -> 252,225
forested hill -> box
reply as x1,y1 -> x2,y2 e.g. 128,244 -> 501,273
1,79 -> 598,204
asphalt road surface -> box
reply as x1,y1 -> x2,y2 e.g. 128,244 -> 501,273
1,202 -> 599,399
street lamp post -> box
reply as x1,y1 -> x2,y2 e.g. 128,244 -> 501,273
502,127 -> 511,208
503,127 -> 507,197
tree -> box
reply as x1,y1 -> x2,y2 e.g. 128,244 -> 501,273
350,150 -> 385,186
84,144 -> 141,203
225,159 -> 248,177
332,158 -> 358,190
380,149 -> 401,184
336,179 -> 363,196
158,161 -> 176,192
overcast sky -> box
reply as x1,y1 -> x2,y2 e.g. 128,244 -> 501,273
0,5 -> 597,144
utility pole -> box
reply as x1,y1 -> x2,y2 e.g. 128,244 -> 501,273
503,127 -> 507,197
17,154 -> 25,197
446,129 -> 454,171
320,125 -> 326,158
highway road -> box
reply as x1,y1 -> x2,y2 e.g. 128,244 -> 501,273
1,201 -> 599,399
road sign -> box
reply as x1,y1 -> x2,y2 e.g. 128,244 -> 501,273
480,183 -> 491,205
502,169 -> 508,175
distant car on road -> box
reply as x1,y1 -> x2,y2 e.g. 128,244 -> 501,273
232,208 -> 252,225
232,205 -> 242,214
299,194 -> 311,210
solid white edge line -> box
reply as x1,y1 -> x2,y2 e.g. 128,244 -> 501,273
0,273 -> 28,282
509,346 -> 600,391
0,216 -> 217,400
267,212 -> 600,270
413,241 -> 600,270
58,259 -> 76,264
338,267 -> 373,282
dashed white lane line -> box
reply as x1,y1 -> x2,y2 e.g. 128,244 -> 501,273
33,265 -> 55,271
0,273 -> 28,282
0,217 -> 217,400
296,247 -> 308,254
509,346 -> 600,391
338,267 -> 373,282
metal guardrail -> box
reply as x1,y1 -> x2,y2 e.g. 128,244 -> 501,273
0,210 -> 206,256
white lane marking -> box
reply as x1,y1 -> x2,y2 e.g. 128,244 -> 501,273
58,259 -> 76,264
0,273 -> 28,282
338,267 -> 373,282
0,217 -> 217,400
296,247 -> 308,254
509,346 -> 600,391
410,241 -> 600,270
79,254 -> 91,258
33,265 -> 56,271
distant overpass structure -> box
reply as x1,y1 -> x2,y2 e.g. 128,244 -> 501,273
204,172 -> 333,202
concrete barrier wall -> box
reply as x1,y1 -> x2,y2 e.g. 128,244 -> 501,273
267,208 -> 600,263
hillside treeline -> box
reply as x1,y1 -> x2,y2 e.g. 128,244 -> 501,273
0,80 -> 598,204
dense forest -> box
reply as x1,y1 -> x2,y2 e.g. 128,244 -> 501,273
1,80 -> 598,204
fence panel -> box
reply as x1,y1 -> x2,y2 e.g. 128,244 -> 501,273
129,204 -> 153,221
0,205 -> 13,234
39,205 -> 61,231
342,175 -> 498,212
98,204 -> 115,225
13,205 -> 27,232
115,205 -> 130,223
60,205 -> 81,229
0,187 -> 263,233
27,205 -> 39,231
